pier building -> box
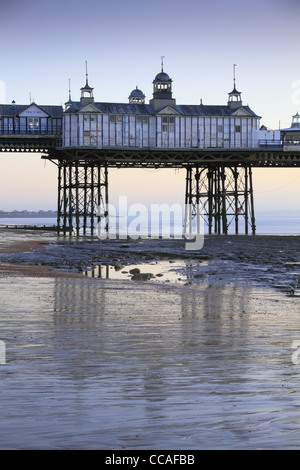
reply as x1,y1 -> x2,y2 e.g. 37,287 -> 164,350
0,102 -> 63,151
280,112 -> 300,151
62,65 -> 270,151
0,102 -> 62,135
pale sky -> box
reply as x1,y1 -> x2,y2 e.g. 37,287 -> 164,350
0,0 -> 300,213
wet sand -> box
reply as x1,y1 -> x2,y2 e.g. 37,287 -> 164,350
0,230 -> 82,278
0,229 -> 300,449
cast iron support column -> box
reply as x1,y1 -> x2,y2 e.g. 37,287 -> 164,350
57,163 -> 62,233
57,159 -> 109,237
184,164 -> 256,235
249,166 -> 256,235
221,165 -> 228,235
184,166 -> 202,236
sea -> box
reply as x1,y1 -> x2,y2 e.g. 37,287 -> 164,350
0,210 -> 299,236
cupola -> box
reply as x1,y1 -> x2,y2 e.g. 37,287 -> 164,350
80,61 -> 94,105
228,64 -> 243,110
149,57 -> 176,111
128,86 -> 145,104
291,112 -> 300,128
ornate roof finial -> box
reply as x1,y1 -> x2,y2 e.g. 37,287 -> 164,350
228,64 -> 242,108
80,61 -> 94,103
233,64 -> 237,90
68,78 -> 71,101
85,60 -> 89,86
161,56 -> 165,73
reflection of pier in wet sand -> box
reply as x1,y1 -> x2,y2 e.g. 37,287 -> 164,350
0,275 -> 293,449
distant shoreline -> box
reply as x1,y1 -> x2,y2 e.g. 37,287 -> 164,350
0,213 -> 56,218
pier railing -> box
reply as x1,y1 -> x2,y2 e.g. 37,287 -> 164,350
0,132 -> 62,151
0,129 -> 62,136
258,140 -> 283,149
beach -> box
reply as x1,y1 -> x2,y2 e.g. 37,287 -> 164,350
0,228 -> 300,449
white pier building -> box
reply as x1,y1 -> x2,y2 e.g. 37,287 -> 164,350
62,64 -> 275,150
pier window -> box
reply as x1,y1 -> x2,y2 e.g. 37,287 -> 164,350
52,118 -> 62,134
110,115 -> 116,145
162,116 -> 175,133
235,125 -> 241,133
135,116 -> 142,146
3,118 -> 13,133
136,116 -> 142,132
28,117 -> 39,133
162,116 -> 168,132
19,117 -> 26,133
40,118 -> 47,134
116,115 -> 122,145
143,116 -> 148,130
110,115 -> 115,130
169,116 -> 174,132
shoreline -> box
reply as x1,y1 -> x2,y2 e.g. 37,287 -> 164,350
0,229 -> 82,278
0,228 -> 299,294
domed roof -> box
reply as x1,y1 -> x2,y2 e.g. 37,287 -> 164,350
81,83 -> 94,92
128,86 -> 145,99
228,84 -> 241,95
154,71 -> 172,82
292,111 -> 300,128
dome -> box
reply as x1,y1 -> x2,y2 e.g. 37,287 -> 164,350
81,83 -> 94,92
228,85 -> 241,96
292,112 -> 300,128
64,98 -> 74,109
154,72 -> 172,82
128,86 -> 145,99
128,86 -> 145,104
151,60 -> 175,108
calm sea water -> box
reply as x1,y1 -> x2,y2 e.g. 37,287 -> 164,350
1,211 -> 299,235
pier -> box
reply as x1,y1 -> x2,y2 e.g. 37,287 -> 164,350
1,65 -> 300,238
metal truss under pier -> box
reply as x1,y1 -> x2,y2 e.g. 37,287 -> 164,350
42,146 -> 300,237
57,160 -> 108,236
0,144 -> 286,236
185,165 -> 256,235
49,146 -> 300,168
